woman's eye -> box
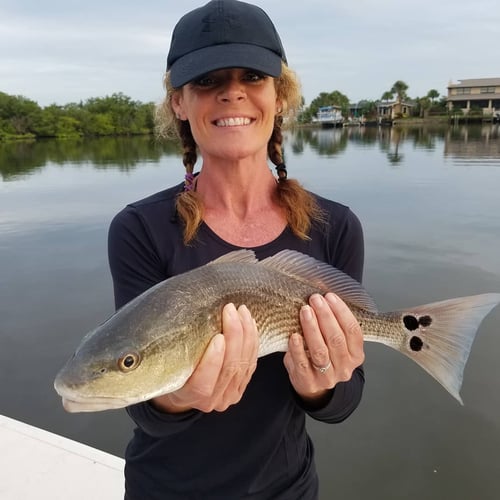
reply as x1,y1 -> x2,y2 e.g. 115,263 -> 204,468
244,71 -> 266,82
192,75 -> 217,87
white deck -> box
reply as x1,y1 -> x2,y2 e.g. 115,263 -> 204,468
0,414 -> 124,500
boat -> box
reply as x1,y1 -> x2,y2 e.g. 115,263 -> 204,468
312,105 -> 344,127
0,414 -> 124,499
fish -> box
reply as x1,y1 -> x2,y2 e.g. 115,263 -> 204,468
54,249 -> 500,412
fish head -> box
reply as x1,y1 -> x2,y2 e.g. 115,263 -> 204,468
54,311 -> 209,412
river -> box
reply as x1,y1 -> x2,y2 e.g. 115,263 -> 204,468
1,124 -> 499,499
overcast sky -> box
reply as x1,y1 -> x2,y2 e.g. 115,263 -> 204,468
1,0 -> 498,107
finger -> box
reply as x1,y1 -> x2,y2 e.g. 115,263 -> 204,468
236,305 -> 259,390
305,295 -> 338,369
238,304 -> 259,363
285,332 -> 311,377
324,293 -> 364,364
187,333 -> 225,399
215,303 -> 245,394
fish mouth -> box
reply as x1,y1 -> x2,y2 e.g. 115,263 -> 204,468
61,396 -> 131,413
55,380 -> 131,413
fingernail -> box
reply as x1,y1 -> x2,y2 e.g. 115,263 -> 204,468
301,305 -> 313,320
310,294 -> 324,307
212,334 -> 224,353
225,302 -> 237,317
292,334 -> 302,347
238,304 -> 251,319
325,293 -> 337,304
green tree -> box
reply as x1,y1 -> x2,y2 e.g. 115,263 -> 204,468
390,80 -> 409,103
358,100 -> 378,119
308,90 -> 350,119
0,92 -> 41,137
427,89 -> 439,103
415,96 -> 431,118
0,90 -> 156,140
381,91 -> 394,102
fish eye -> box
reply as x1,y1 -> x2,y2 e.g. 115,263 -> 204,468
118,352 -> 141,372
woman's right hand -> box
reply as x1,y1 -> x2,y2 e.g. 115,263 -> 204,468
151,303 -> 259,413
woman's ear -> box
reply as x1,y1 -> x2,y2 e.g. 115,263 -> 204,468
171,92 -> 187,121
276,98 -> 285,115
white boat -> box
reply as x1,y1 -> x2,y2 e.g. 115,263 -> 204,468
312,105 -> 344,126
0,414 -> 124,500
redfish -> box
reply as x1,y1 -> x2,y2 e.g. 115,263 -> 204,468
54,250 -> 500,412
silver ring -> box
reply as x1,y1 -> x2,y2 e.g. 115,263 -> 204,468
312,361 -> 331,374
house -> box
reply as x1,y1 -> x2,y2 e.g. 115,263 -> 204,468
377,101 -> 413,120
447,78 -> 500,117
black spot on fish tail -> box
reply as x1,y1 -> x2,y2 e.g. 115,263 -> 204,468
418,315 -> 432,327
409,336 -> 424,352
403,315 -> 419,331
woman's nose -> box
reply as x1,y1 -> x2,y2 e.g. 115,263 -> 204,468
218,78 -> 246,102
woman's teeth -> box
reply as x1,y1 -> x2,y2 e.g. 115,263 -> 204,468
215,117 -> 251,127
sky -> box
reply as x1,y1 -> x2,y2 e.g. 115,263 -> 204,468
1,0 -> 499,108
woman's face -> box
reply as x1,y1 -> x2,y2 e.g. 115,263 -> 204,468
172,68 -> 281,164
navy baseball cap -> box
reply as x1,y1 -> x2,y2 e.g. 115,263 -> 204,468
167,0 -> 287,88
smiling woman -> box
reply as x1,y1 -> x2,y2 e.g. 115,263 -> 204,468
106,1 -> 366,499
157,61 -> 307,245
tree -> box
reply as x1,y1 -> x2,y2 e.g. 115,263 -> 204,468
427,89 -> 439,103
390,80 -> 409,103
415,96 -> 431,118
381,91 -> 394,102
307,90 -> 350,120
0,92 -> 41,136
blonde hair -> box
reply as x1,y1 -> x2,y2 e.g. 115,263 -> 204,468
156,64 -> 324,244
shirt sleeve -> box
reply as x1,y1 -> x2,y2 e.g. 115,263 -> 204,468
108,207 -> 203,437
297,207 -> 366,422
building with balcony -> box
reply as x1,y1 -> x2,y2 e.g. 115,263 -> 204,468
447,78 -> 500,118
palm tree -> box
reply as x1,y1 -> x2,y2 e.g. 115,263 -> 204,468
381,91 -> 394,102
391,80 -> 409,104
427,89 -> 439,103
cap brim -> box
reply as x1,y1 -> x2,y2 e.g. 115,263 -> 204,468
169,43 -> 283,88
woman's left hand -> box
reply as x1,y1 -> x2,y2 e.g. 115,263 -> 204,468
283,292 -> 365,407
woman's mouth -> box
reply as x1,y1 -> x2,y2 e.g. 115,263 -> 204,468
214,117 -> 253,127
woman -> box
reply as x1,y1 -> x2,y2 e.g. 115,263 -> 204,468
108,1 -> 365,498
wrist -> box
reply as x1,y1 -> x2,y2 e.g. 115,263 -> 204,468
296,388 -> 333,410
151,394 -> 192,414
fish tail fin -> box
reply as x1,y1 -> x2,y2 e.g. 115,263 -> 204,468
397,293 -> 500,404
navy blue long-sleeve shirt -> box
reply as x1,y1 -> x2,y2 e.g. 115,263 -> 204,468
108,181 -> 365,500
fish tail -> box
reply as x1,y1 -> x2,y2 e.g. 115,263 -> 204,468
396,293 -> 500,404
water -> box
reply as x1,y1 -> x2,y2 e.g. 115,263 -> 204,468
1,125 -> 500,499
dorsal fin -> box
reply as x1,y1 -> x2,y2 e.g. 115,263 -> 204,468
260,250 -> 378,313
208,249 -> 258,265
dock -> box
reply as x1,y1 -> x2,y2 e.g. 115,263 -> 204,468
0,414 -> 124,500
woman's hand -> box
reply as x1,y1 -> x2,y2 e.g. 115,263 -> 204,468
152,303 -> 259,414
284,293 -> 365,407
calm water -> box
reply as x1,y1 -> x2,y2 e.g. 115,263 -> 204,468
1,125 -> 500,499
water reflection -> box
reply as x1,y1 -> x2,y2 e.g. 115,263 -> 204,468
289,127 -> 348,156
0,135 -> 181,181
444,125 -> 500,164
286,123 -> 499,168
2,124 -> 498,182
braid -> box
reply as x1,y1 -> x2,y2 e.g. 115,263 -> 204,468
268,116 -> 287,181
179,121 -> 197,191
268,117 -> 326,240
176,121 -> 204,244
